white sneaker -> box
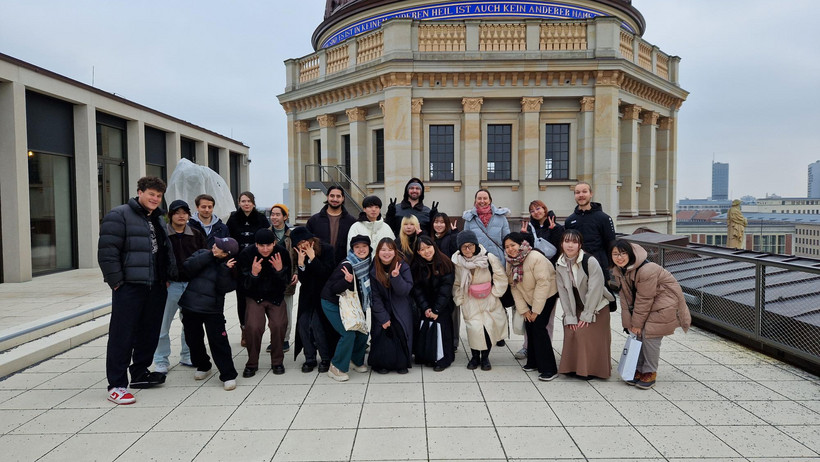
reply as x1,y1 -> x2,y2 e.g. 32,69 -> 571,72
327,364 -> 349,382
223,380 -> 236,391
194,370 -> 211,380
107,387 -> 136,405
349,362 -> 368,373
154,364 -> 168,374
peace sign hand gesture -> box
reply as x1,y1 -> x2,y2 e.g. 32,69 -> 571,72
270,253 -> 283,272
341,266 -> 354,283
547,214 -> 556,229
520,219 -> 529,233
251,256 -> 263,276
391,262 -> 402,278
450,219 -> 458,231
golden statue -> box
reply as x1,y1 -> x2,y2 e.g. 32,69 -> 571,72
727,199 -> 747,249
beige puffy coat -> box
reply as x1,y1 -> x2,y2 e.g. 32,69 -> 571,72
508,250 -> 557,315
612,244 -> 692,338
452,245 -> 509,349
555,249 -> 614,325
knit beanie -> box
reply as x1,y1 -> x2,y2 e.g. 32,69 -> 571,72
289,226 -> 314,246
456,230 -> 479,249
254,229 -> 276,245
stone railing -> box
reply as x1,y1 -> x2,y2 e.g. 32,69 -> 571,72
287,17 -> 680,88
418,23 -> 466,52
540,22 -> 587,51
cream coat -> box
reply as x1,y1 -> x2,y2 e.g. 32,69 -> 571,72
612,244 -> 692,338
555,249 -> 614,325
347,219 -> 395,252
507,250 -> 557,315
452,245 -> 509,349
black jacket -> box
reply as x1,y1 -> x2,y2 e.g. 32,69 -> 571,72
564,202 -> 616,270
305,205 -> 357,266
226,209 -> 270,252
321,260 -> 356,306
411,264 -> 455,317
434,232 -> 459,259
238,244 -> 291,304
167,223 -> 207,281
188,215 -> 230,248
178,249 -> 236,314
386,177 -> 436,236
296,242 -> 336,314
98,198 -> 177,288
524,211 -> 565,264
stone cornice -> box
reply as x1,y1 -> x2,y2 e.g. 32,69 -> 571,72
380,72 -> 413,88
462,97 -> 484,113
595,70 -> 624,87
621,74 -> 685,110
411,98 -> 424,114
345,107 -> 368,122
521,97 -> 543,113
622,104 -> 641,120
317,114 -> 337,128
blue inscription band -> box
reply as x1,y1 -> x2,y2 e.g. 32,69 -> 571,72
321,0 -> 635,48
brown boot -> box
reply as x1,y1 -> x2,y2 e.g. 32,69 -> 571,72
626,371 -> 641,386
636,372 -> 656,389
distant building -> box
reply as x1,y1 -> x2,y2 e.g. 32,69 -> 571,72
743,197 -> 820,215
809,161 -> 820,198
677,198 -> 732,213
712,161 -> 729,200
795,222 -> 820,257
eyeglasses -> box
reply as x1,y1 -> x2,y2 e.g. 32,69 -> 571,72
611,252 -> 629,258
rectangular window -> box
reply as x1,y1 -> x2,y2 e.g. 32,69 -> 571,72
486,124 -> 511,180
429,125 -> 454,181
180,137 -> 196,163
314,139 -> 322,166
208,145 -> 219,173
545,123 -> 570,179
342,134 -> 351,178
230,152 -> 241,202
375,129 -> 384,183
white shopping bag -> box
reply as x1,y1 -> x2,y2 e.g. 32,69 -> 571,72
617,334 -> 643,381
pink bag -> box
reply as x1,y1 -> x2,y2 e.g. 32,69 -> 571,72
469,281 -> 493,299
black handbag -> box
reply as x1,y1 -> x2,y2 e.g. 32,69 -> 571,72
367,318 -> 411,371
413,320 -> 440,364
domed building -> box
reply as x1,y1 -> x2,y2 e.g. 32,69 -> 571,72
278,0 -> 687,233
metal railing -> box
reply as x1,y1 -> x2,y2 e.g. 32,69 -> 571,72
304,164 -> 368,214
627,239 -> 820,372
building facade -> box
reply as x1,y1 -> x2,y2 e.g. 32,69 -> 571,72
809,161 -> 820,199
743,197 -> 820,215
711,161 -> 728,201
0,53 -> 250,283
795,223 -> 820,258
278,0 -> 688,233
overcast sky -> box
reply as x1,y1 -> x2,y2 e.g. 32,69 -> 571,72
2,0 -> 818,207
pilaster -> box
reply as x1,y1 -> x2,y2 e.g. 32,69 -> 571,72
638,110 -> 659,215
577,97 -> 595,183
592,72 -> 621,220
294,119 -> 311,220
383,85 -> 413,201
73,103 -> 99,269
317,114 -> 338,167
411,98 -> 424,179
0,81 -> 32,281
462,97 -> 483,205
521,97 -> 542,211
218,147 -> 229,183
126,120 -> 146,192
346,107 -> 369,190
656,117 -> 673,217
165,131 -> 180,177
618,104 -> 640,217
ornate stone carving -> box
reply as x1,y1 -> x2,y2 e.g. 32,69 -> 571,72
346,107 -> 368,122
520,97 -> 543,113
622,104 -> 641,120
579,96 -> 595,112
658,117 -> 674,130
411,98 -> 424,114
595,70 -> 622,87
317,114 -> 337,128
294,120 -> 309,133
641,111 -> 659,125
462,97 -> 484,113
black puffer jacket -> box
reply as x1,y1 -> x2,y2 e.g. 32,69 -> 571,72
98,198 -> 177,288
226,209 -> 270,252
411,264 -> 455,317
306,205 -> 357,266
238,244 -> 291,304
564,202 -> 616,270
386,177 -> 436,236
178,249 -> 236,314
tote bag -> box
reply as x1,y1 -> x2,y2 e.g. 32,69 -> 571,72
338,275 -> 368,334
617,333 -> 643,381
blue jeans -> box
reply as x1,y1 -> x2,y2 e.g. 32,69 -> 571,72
153,281 -> 190,367
321,299 -> 368,373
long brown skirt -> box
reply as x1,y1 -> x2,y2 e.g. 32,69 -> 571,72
558,307 -> 611,379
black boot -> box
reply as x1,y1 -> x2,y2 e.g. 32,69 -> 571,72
467,349 -> 480,370
480,349 -> 492,371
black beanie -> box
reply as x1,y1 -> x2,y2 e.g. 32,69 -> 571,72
289,226 -> 314,246
254,229 -> 276,245
456,230 -> 479,249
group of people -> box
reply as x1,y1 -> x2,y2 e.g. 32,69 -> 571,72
99,176 -> 690,405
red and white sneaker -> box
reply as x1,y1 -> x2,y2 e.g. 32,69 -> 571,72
107,387 -> 136,405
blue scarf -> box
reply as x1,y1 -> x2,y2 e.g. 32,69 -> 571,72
347,250 -> 372,312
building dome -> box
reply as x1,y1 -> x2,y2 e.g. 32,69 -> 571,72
315,0 -> 645,49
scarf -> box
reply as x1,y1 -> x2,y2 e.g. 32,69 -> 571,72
476,204 -> 493,227
347,250 -> 372,312
505,241 -> 532,287
454,250 -> 490,295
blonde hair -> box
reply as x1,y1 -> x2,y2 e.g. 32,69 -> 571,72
399,215 -> 420,255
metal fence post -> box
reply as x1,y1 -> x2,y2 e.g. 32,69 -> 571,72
754,262 -> 764,338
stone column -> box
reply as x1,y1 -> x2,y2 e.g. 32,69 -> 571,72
520,97 -> 543,212
410,98 -> 424,179
667,112 -> 679,233
126,120 -> 146,192
346,107 -> 368,189
165,131 -> 181,177
317,114 -> 338,168
619,104 -> 640,217
383,79 -> 413,201
592,71 -> 621,220
218,147 -> 229,183
577,96 -> 595,183
638,110 -> 658,215
0,81 -> 32,281
194,140 -> 207,168
655,117 -> 673,217
293,119 -> 311,221
462,97 -> 483,205
73,103 -> 99,269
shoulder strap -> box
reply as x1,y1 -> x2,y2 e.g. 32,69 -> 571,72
474,222 -> 503,250
627,260 -> 649,302
580,253 -> 590,277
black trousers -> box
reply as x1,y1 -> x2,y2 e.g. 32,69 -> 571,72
235,285 -> 247,326
524,294 -> 558,375
181,309 -> 238,381
298,309 -> 330,364
106,283 -> 167,389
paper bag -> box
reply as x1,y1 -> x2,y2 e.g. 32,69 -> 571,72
617,334 -> 642,381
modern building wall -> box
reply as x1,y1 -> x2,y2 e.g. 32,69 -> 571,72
0,53 -> 251,283
278,0 -> 688,236
795,223 -> 820,257
743,198 -> 820,215
711,161 -> 729,200
809,161 -> 820,199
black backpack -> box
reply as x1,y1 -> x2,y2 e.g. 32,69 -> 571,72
577,253 -> 628,312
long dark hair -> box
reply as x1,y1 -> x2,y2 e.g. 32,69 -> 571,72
609,239 -> 636,268
373,238 -> 404,288
559,229 -> 584,257
412,235 -> 454,281
431,212 -> 453,238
